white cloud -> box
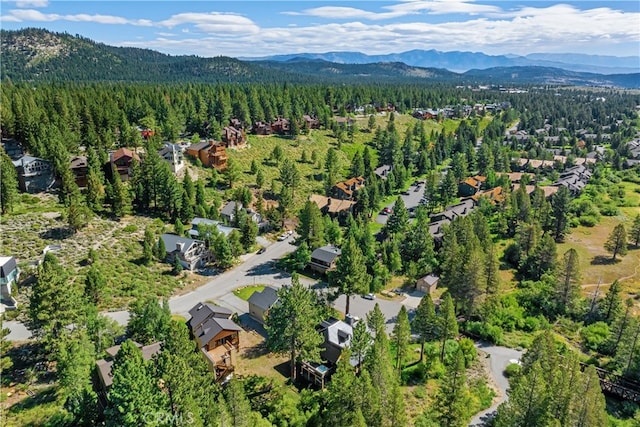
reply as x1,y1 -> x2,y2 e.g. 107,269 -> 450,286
158,12 -> 259,34
4,9 -> 153,25
13,0 -> 48,8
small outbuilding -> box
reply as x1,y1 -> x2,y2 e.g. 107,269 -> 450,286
247,286 -> 279,324
416,274 -> 439,295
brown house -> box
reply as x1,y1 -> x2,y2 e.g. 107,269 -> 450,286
110,148 -> 140,181
222,126 -> 247,148
186,141 -> 228,171
253,121 -> 272,135
309,194 -> 356,217
472,186 -> 506,206
416,274 -> 439,294
332,176 -> 365,200
271,117 -> 290,134
70,155 -> 89,187
188,302 -> 242,382
303,115 -> 320,129
458,175 -> 486,197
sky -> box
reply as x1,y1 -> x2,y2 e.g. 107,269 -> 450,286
1,0 -> 639,58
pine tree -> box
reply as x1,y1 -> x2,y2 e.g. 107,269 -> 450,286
84,264 -> 105,305
385,196 -> 409,236
324,348 -> 360,426
224,378 -> 253,427
330,235 -> 370,315
29,253 -> 83,353
110,166 -> 130,217
551,186 -> 571,242
412,293 -> 438,362
434,349 -> 472,427
296,200 -> 325,250
106,340 -> 168,427
57,330 -> 98,426
572,365 -> 608,427
0,327 -> 13,376
155,235 -> 166,261
438,293 -> 458,362
127,297 -> 171,345
556,248 -> 581,314
392,305 -> 411,371
599,280 -> 623,324
224,157 -> 242,188
350,320 -> 371,369
0,148 -> 18,214
604,223 -> 628,261
630,214 -> 640,247
142,226 -> 155,265
366,303 -> 386,339
265,273 -> 323,380
256,168 -> 265,189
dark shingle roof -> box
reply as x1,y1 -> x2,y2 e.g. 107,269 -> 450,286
248,287 -> 279,311
188,302 -> 233,330
310,245 -> 342,264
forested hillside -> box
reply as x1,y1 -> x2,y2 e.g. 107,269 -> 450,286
2,28 -> 639,88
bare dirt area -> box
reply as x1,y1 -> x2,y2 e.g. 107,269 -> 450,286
558,216 -> 640,309
235,330 -> 289,382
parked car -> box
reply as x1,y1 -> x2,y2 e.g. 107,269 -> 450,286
414,186 -> 421,192
381,207 -> 392,215
277,234 -> 288,241
257,247 -> 267,254
401,190 -> 410,195
363,293 -> 376,300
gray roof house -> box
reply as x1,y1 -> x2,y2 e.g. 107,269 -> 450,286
187,302 -> 242,382
552,164 -> 592,196
430,198 -> 476,223
220,201 -> 242,224
160,233 -> 213,271
416,274 -> 439,294
12,155 -> 56,193
96,341 -> 162,390
309,245 -> 342,274
248,286 -> 279,324
158,142 -> 185,174
0,256 -> 19,308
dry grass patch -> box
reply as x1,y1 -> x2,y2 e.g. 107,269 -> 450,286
235,330 -> 289,383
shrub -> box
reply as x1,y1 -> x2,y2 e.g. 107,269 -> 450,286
123,224 -> 138,233
504,363 -> 521,378
578,215 -> 599,227
522,316 -> 541,332
580,321 -> 611,352
599,203 -> 620,216
466,321 -> 504,345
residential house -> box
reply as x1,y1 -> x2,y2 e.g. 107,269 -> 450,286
252,121 -> 272,136
374,164 -> 392,180
301,317 -> 359,388
498,172 -> 533,184
472,186 -> 506,206
1,138 -> 24,160
511,184 -> 559,198
222,126 -> 247,148
220,201 -> 242,224
309,245 -> 341,274
109,148 -> 140,181
302,115 -> 320,129
189,217 -> 236,239
160,233 -> 213,271
271,117 -> 290,134
186,141 -> 228,171
428,219 -> 450,244
188,302 -> 242,381
552,164 -> 592,196
458,175 -> 486,197
158,142 -> 185,174
95,341 -> 162,391
430,198 -> 476,223
0,256 -> 19,308
334,116 -> 354,128
12,155 -> 56,193
69,155 -> 89,187
247,286 -> 279,324
416,274 -> 439,294
332,176 -> 365,200
309,194 -> 356,218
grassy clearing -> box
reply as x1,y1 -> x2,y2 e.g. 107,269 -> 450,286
233,285 -> 266,301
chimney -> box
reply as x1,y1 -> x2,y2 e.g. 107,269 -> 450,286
176,242 -> 184,252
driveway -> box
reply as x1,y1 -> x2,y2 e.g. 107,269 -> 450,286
469,342 -> 523,426
376,181 -> 426,225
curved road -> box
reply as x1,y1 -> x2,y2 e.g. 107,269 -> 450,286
469,342 -> 523,426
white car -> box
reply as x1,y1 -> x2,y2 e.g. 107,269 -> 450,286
363,293 -> 376,300
277,234 -> 288,241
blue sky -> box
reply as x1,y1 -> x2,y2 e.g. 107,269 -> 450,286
1,1 -> 639,58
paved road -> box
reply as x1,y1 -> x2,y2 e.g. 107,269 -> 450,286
469,343 -> 523,426
376,181 -> 427,225
6,235 -> 304,337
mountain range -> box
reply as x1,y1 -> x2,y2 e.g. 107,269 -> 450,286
1,28 -> 639,88
243,50 -> 639,75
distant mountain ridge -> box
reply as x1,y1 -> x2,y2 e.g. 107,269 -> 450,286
243,49 -> 639,75
1,28 -> 639,88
